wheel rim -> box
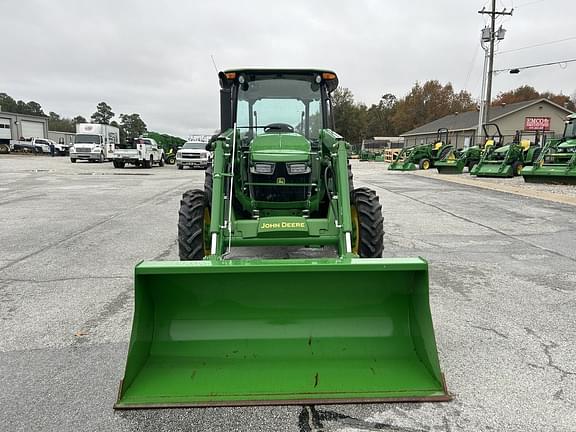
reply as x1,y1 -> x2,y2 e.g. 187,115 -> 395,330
351,206 -> 360,255
203,208 -> 211,256
423,160 -> 430,170
517,164 -> 523,175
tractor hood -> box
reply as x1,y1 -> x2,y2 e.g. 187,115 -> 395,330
494,144 -> 510,154
558,139 -> 576,150
250,133 -> 310,162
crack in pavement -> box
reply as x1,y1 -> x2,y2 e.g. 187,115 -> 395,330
471,325 -> 509,339
524,327 -> 576,380
72,283 -> 133,346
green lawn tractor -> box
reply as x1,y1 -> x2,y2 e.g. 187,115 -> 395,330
115,69 -> 449,408
389,128 -> 453,171
471,124 -> 541,178
522,114 -> 576,184
435,146 -> 482,174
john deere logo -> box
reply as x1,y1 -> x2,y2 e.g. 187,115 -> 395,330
276,177 -> 285,184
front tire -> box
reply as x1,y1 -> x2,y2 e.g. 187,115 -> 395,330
178,189 -> 211,260
159,157 -> 165,167
419,158 -> 431,170
70,158 -> 77,163
350,187 -> 384,258
177,164 -> 183,170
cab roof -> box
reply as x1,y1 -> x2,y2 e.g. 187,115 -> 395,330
220,68 -> 339,92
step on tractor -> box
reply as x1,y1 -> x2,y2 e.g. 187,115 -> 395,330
115,69 -> 449,409
435,146 -> 482,175
522,114 -> 576,184
471,124 -> 542,178
388,128 -> 453,171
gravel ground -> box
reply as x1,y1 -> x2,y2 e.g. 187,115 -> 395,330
1,155 -> 575,432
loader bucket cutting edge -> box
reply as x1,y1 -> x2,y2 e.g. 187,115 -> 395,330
115,258 -> 449,408
388,162 -> 417,171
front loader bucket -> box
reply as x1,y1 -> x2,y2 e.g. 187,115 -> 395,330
435,161 -> 464,175
115,258 -> 449,408
522,165 -> 576,184
474,163 -> 513,178
388,161 -> 417,171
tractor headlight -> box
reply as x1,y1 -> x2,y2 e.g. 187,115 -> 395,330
286,163 -> 310,175
250,162 -> 275,175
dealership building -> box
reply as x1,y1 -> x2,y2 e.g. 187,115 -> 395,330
400,98 -> 574,148
0,109 -> 50,145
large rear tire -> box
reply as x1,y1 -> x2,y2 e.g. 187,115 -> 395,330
351,187 -> 384,258
178,189 -> 211,260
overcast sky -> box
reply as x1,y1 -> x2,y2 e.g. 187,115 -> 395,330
1,0 -> 573,137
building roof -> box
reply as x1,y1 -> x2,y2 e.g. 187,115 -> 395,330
401,98 -> 573,136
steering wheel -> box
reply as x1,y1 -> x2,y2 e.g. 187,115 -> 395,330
264,123 -> 294,133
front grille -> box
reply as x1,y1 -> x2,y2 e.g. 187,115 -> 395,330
183,153 -> 201,159
76,147 -> 92,153
251,163 -> 310,202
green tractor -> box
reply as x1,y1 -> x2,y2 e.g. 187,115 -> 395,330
521,114 -> 576,184
435,145 -> 482,175
388,128 -> 453,171
471,124 -> 542,178
114,69 -> 449,408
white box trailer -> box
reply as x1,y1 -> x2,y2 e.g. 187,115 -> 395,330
70,123 -> 119,163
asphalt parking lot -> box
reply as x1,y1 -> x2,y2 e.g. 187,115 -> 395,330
1,155 -> 575,432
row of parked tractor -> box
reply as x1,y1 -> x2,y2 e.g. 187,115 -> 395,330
383,114 -> 576,185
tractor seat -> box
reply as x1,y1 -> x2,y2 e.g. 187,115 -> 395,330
520,139 -> 531,151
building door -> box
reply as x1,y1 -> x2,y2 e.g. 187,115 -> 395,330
0,118 -> 11,141
21,120 -> 45,139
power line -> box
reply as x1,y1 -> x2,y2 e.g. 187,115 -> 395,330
496,36 -> 576,55
495,58 -> 576,73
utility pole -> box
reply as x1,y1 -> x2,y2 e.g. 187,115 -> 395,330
477,1 -> 513,141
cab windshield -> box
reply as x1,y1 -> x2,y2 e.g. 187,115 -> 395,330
182,142 -> 205,150
236,75 -> 323,140
565,119 -> 576,138
76,134 -> 101,144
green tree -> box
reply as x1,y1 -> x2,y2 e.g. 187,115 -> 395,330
26,101 -> 45,116
47,112 -> 75,132
493,86 -> 576,112
110,120 -> 127,145
391,80 -> 476,133
365,93 -> 398,138
120,113 -> 147,142
0,93 -> 17,112
332,88 -> 368,145
91,102 -> 114,124
72,115 -> 87,124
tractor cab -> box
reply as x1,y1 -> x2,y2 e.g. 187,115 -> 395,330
218,69 -> 339,214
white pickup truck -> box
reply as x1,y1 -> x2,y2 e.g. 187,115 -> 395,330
113,138 -> 165,168
176,140 -> 212,169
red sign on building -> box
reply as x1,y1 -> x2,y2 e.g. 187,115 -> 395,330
524,117 -> 551,131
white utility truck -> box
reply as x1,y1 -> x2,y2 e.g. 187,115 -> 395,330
113,137 -> 165,168
70,123 -> 119,163
176,135 -> 212,169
